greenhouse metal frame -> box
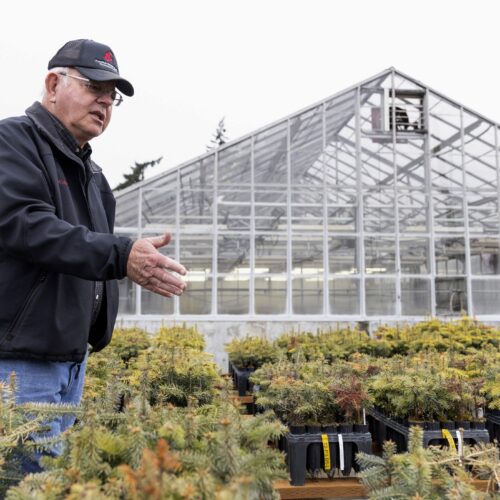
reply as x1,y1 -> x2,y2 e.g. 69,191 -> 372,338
115,67 -> 500,323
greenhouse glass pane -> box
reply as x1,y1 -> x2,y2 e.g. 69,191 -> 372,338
327,190 -> 357,232
117,278 -> 135,315
328,206 -> 357,232
363,190 -> 396,233
365,278 -> 396,315
115,189 -> 139,229
429,97 -> 463,190
291,188 -> 323,230
292,186 -> 323,204
142,189 -> 176,228
290,106 -> 323,186
292,234 -> 323,270
255,204 -> 287,231
435,237 -> 465,276
180,277 -> 212,315
472,279 -> 500,314
433,191 -> 464,232
401,278 -> 431,315
292,277 -> 323,314
364,237 -> 396,274
290,143 -> 324,186
290,105 -> 323,150
255,277 -> 287,314
398,191 -> 428,232
217,277 -> 249,314
470,237 -> 500,275
435,277 -> 467,315
217,189 -> 251,231
217,234 -> 250,273
254,122 -> 288,185
329,278 -> 359,314
218,139 -> 251,185
325,90 -> 356,143
141,289 -> 174,315
179,156 -> 214,189
179,189 -> 213,226
400,237 -> 429,274
394,75 -> 426,92
361,148 -> 394,188
291,205 -> 323,231
396,140 -> 426,188
329,237 -> 358,274
255,233 -> 287,273
179,234 -> 213,273
255,186 -> 287,201
463,113 -> 497,190
467,192 -> 499,234
324,140 -> 357,187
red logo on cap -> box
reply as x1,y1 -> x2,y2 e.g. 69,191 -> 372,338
103,51 -> 113,63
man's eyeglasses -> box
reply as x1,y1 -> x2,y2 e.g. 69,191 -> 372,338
57,72 -> 123,107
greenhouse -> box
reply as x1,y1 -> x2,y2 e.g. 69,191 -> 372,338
115,67 -> 500,329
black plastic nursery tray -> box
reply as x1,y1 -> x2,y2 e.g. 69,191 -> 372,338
281,425 -> 372,486
486,411 -> 500,444
367,408 -> 490,452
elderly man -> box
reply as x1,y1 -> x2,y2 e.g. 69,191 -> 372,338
0,39 -> 186,470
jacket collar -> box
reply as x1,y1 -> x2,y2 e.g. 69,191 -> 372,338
25,102 -> 93,164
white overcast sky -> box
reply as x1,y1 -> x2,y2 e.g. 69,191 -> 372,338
1,0 -> 499,188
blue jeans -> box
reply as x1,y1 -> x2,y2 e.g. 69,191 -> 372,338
0,353 -> 88,473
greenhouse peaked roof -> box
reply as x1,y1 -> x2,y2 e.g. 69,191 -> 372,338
114,67 -> 500,231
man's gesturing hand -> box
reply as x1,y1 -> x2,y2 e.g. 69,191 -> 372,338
126,233 -> 187,298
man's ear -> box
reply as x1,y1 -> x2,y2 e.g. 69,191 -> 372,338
45,72 -> 59,103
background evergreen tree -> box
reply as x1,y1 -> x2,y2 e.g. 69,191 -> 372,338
114,157 -> 163,191
207,117 -> 228,151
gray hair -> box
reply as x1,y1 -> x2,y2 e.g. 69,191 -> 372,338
41,66 -> 70,98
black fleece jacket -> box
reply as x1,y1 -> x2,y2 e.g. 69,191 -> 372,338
0,102 -> 133,361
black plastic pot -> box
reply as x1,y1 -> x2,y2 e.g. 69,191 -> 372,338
338,423 -> 353,476
423,421 -> 441,446
306,425 -> 322,475
455,420 -> 471,430
354,423 -> 369,433
322,425 -> 337,474
424,421 -> 440,431
352,423 -> 369,471
408,420 -> 426,429
471,420 -> 486,430
440,421 -> 455,430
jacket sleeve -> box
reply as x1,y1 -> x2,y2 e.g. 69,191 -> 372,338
0,120 -> 133,281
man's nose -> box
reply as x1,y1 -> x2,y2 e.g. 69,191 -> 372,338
97,92 -> 114,107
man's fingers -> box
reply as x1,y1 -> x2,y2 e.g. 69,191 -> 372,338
147,232 -> 171,249
150,267 -> 186,294
146,282 -> 174,298
126,234 -> 188,297
157,255 -> 187,276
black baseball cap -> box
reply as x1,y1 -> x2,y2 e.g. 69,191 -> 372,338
48,39 -> 134,97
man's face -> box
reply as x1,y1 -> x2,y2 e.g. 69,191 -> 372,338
51,69 -> 115,146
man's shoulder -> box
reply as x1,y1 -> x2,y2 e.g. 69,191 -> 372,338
0,109 -> 46,158
0,113 -> 31,130
0,113 -> 35,143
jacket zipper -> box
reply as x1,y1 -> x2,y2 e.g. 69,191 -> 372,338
80,164 -> 104,323
4,272 -> 47,337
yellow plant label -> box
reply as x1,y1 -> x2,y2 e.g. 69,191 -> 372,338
321,434 -> 331,471
441,429 -> 456,451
